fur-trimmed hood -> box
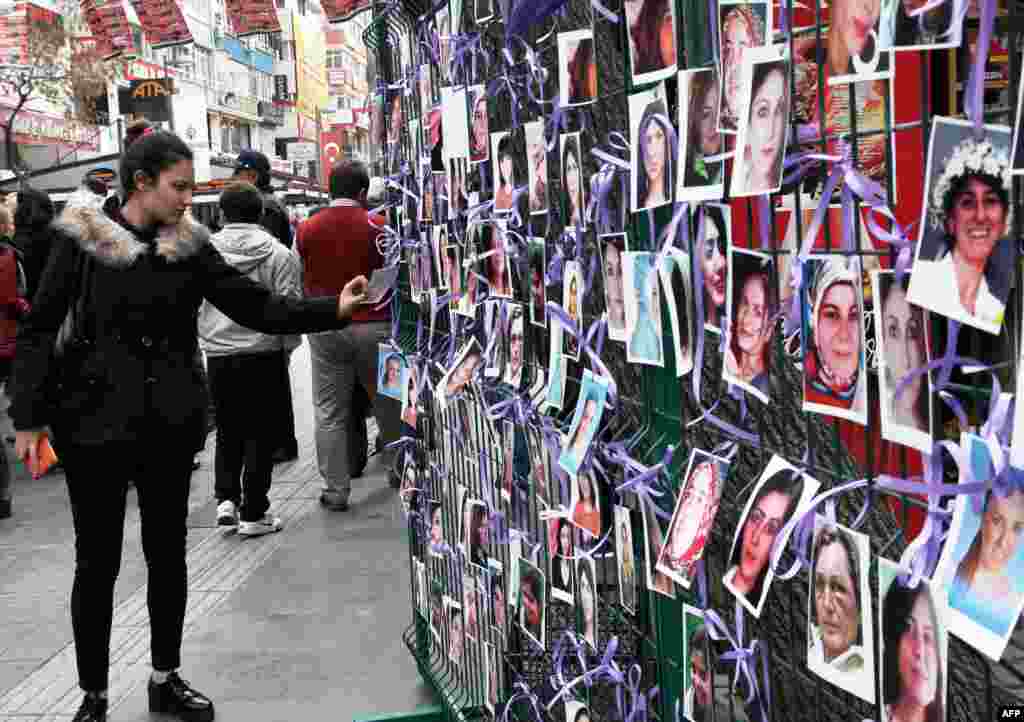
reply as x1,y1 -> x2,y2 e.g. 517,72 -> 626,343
52,188 -> 208,268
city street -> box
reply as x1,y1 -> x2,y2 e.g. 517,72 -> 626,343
0,341 -> 433,721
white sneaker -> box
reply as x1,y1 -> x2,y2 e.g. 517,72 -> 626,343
238,514 -> 283,537
216,500 -> 238,527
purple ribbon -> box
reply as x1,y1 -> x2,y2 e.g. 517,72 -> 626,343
588,134 -> 631,235
964,0 -> 994,137
507,0 -> 568,38
502,679 -> 546,722
547,303 -> 619,408
612,444 -> 675,522
703,607 -> 770,722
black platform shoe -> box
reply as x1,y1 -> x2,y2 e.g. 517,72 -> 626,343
72,693 -> 108,722
148,672 -> 214,721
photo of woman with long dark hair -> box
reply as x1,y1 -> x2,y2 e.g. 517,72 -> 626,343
577,557 -> 598,648
561,133 -> 586,228
493,133 -> 515,211
627,0 -> 677,82
484,223 -> 513,299
733,58 -> 789,197
469,86 -> 489,164
632,91 -> 675,210
559,30 -> 598,106
680,68 -> 725,198
724,248 -> 774,401
550,516 -> 575,602
695,204 -> 729,331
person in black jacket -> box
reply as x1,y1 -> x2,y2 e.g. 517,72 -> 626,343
11,131 -> 367,722
13,187 -> 56,302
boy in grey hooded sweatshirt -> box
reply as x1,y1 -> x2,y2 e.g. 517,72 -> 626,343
198,183 -> 302,536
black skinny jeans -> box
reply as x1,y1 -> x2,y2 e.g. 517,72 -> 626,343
207,351 -> 284,521
60,438 -> 193,693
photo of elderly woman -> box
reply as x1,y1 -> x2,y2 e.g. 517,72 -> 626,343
624,252 -> 665,367
492,132 -> 515,211
529,237 -> 547,327
718,1 -> 767,133
678,67 -> 725,202
469,85 -> 489,164
807,518 -> 875,703
657,449 -> 730,589
577,556 -> 598,649
724,248 -> 775,401
518,558 -> 546,647
561,133 -> 587,229
504,305 -> 525,388
907,118 -> 1013,335
481,222 -> 514,299
559,370 -> 610,477
724,455 -> 818,616
872,271 -> 933,452
935,434 -> 1024,660
879,559 -> 947,722
731,55 -> 790,198
559,30 -> 598,107
642,495 -> 677,598
630,85 -> 675,211
378,346 -> 406,401
627,0 -> 677,84
563,260 -> 583,361
549,516 -> 575,603
694,204 -> 730,332
879,0 -> 959,50
615,506 -> 637,614
526,120 -> 549,214
601,234 -> 628,342
802,255 -> 868,424
439,337 -> 482,410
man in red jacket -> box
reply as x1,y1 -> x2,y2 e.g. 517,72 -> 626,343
297,160 -> 400,510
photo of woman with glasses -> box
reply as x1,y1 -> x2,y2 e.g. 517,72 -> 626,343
724,455 -> 817,616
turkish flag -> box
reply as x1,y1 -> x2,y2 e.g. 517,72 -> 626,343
321,126 -> 344,188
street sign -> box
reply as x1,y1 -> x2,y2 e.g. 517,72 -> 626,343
287,141 -> 317,162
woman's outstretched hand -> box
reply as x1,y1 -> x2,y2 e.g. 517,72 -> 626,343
338,276 -> 369,319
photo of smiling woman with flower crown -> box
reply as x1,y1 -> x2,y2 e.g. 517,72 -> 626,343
908,117 -> 1014,335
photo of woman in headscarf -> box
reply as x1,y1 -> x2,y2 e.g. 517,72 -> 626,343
469,86 -> 489,164
625,252 -> 664,366
680,68 -> 725,198
872,271 -> 932,451
615,507 -> 636,613
719,2 -> 766,132
802,256 -> 867,423
695,204 -> 729,331
808,520 -> 875,702
724,456 -> 813,616
577,557 -> 598,648
493,133 -> 515,211
907,120 -> 1013,335
657,451 -> 728,588
627,0 -> 677,82
561,133 -> 586,229
632,91 -> 675,210
880,563 -> 946,722
550,516 -> 575,602
725,248 -> 774,401
733,57 -> 790,197
560,30 -> 597,106
602,235 -> 627,342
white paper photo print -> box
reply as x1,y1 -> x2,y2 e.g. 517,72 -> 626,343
623,252 -> 665,367
724,247 -> 775,402
678,67 -> 726,202
718,0 -> 770,134
558,29 -> 597,107
730,46 -> 790,199
630,82 -> 675,211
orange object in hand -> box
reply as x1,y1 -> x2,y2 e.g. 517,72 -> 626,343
28,434 -> 58,479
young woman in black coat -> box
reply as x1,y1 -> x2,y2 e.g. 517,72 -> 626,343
10,131 -> 368,722
11,186 -> 55,302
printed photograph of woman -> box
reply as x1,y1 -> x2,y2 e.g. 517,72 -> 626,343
504,305 -> 525,388
419,66 -> 433,121
528,426 -> 551,507
501,419 -> 514,501
627,0 -> 677,84
642,497 -> 676,598
483,222 -> 514,299
470,85 -> 489,164
601,235 -> 627,342
421,170 -> 434,223
879,560 -> 947,722
563,260 -> 583,360
659,247 -> 694,376
399,461 -> 417,515
378,346 -> 406,401
445,244 -> 463,312
493,132 -> 515,211
802,255 -> 868,424
429,500 -> 443,549
401,363 -> 419,428
718,1 -> 767,133
624,252 -> 665,367
615,506 -> 637,614
561,133 -> 587,229
464,581 -> 480,641
656,449 -> 730,589
695,204 -> 729,332
408,245 -> 423,304
439,337 -> 482,409
448,156 -> 468,219
577,556 -> 598,649
678,67 -> 725,202
446,597 -> 464,665
549,516 -> 575,603
907,118 -> 1013,335
724,248 -> 775,401
872,271 -> 933,452
466,500 -> 490,568
490,563 -> 507,636
559,29 -> 597,107
559,370 -> 610,477
518,558 -> 546,647
529,237 -> 547,327
414,559 -> 427,620
724,455 -> 818,616
731,55 -> 790,198
879,0 -> 959,50
682,606 -> 732,722
571,472 -> 602,539
430,584 -> 443,643
935,434 -> 1024,660
457,257 -> 480,318
630,86 -> 675,211
546,325 -> 567,411
526,120 -> 549,214
807,518 -> 875,703
433,225 -> 448,291
806,0 -> 890,87
433,171 -> 447,221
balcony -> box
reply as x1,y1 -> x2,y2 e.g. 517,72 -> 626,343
215,34 -> 275,74
206,87 -> 259,120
